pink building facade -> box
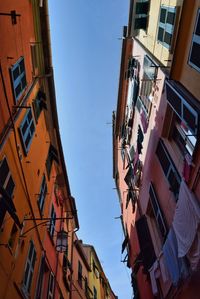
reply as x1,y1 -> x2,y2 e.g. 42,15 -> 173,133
113,1 -> 200,298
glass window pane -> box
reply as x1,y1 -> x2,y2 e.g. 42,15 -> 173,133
190,42 -> 200,69
195,12 -> 200,36
21,75 -> 27,89
160,8 -> 166,23
183,104 -> 196,133
156,142 -> 170,175
25,134 -> 31,148
166,83 -> 182,115
15,84 -> 21,98
136,2 -> 149,15
158,27 -> 164,42
134,17 -> 147,30
19,59 -> 25,73
164,32 -> 172,46
167,12 -> 175,25
13,67 -> 20,80
22,120 -> 28,135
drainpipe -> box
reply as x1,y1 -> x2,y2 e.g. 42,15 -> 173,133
69,227 -> 79,299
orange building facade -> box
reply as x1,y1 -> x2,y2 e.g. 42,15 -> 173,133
0,1 -> 79,298
0,1 -> 118,299
113,1 -> 200,298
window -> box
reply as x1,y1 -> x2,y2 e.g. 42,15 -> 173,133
23,241 -> 37,294
134,1 -> 149,30
49,205 -> 56,238
165,80 -> 199,156
38,175 -> 47,214
93,286 -> 97,299
137,56 -> 156,119
78,261 -> 82,287
47,272 -> 54,299
19,109 -> 35,154
35,256 -> 46,299
0,157 -> 15,228
10,57 -> 27,101
166,81 -> 198,135
32,90 -> 47,122
157,6 -> 176,49
135,215 -> 156,271
46,144 -> 59,179
189,9 -> 200,72
149,184 -> 168,240
156,139 -> 181,199
84,277 -> 88,296
30,44 -> 39,76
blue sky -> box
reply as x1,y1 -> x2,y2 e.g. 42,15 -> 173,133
48,1 -> 132,298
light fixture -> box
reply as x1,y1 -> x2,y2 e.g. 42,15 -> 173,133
56,229 -> 68,253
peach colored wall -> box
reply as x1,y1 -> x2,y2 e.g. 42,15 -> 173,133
171,0 -> 200,100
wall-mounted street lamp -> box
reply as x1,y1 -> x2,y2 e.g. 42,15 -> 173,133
56,229 -> 68,253
21,216 -> 73,253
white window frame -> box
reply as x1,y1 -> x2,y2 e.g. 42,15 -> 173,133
157,6 -> 176,49
47,272 -> 54,299
189,9 -> 200,73
22,240 -> 36,294
38,175 -> 47,214
149,184 -> 167,239
19,108 -> 35,154
10,56 -> 27,102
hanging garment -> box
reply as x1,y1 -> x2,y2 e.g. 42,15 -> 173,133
163,228 -> 189,286
173,180 -> 200,257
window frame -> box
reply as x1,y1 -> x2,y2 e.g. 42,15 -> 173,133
149,183 -> 168,240
10,56 -> 27,102
22,240 -> 37,295
166,81 -> 198,135
93,286 -> 97,299
157,6 -> 176,49
49,205 -> 56,239
156,139 -> 181,200
188,9 -> 200,73
19,108 -> 35,154
37,175 -> 47,215
47,272 -> 54,299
